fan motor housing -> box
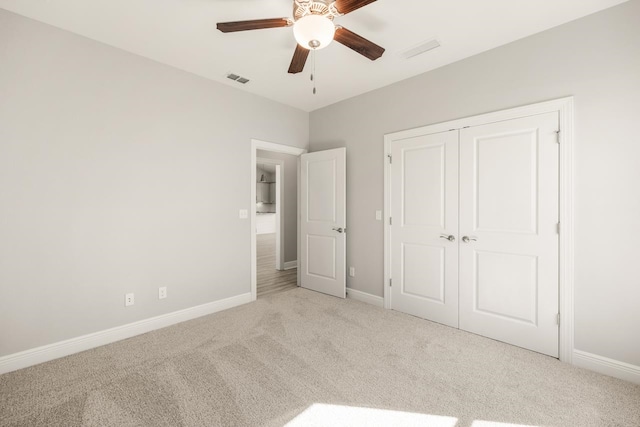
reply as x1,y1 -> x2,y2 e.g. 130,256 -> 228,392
294,0 -> 341,21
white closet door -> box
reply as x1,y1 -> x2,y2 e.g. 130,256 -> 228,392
390,131 -> 459,327
459,112 -> 560,357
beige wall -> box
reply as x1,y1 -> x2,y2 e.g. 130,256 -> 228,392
257,150 -> 298,263
0,9 -> 308,356
310,0 -> 640,366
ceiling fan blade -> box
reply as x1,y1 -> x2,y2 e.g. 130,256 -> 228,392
334,27 -> 385,61
288,44 -> 310,74
334,0 -> 377,15
217,18 -> 290,33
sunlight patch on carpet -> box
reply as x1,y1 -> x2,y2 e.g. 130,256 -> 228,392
285,403 -> 458,427
472,421 -> 538,427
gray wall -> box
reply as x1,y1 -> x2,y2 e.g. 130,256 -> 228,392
310,0 -> 640,366
0,10 -> 308,356
257,150 -> 298,263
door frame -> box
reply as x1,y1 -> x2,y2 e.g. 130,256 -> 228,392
383,97 -> 575,363
251,139 -> 307,301
256,157 -> 284,270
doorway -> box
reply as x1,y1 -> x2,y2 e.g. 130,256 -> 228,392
256,158 -> 283,269
251,140 -> 306,301
251,141 -> 348,301
256,156 -> 295,297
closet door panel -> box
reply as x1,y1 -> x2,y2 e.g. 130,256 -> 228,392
459,112 -> 560,357
390,131 -> 459,327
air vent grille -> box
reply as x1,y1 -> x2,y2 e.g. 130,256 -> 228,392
226,73 -> 250,84
401,39 -> 441,59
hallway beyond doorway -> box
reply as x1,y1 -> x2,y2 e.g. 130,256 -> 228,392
257,233 -> 297,297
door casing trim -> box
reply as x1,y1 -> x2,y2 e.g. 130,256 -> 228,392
383,97 -> 574,363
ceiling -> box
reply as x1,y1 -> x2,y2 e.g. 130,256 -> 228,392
0,0 -> 627,112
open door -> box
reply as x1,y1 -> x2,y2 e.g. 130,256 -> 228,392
300,148 -> 346,298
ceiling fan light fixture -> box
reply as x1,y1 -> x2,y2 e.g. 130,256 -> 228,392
293,14 -> 335,50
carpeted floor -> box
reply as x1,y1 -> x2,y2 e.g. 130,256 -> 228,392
1,288 -> 639,427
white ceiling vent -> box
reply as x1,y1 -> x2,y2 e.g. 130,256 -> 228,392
401,39 -> 441,59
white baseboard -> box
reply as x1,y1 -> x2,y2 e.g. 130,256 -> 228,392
284,260 -> 298,270
346,288 -> 384,308
573,349 -> 640,385
0,292 -> 252,375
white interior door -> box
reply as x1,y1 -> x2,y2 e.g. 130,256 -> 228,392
459,112 -> 560,357
390,131 -> 459,327
300,148 -> 346,298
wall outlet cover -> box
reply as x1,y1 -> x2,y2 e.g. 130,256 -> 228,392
125,293 -> 135,307
159,287 -> 167,300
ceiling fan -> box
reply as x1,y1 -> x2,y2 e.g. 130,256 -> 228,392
217,0 -> 385,74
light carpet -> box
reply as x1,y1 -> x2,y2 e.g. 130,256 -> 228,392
1,288 -> 639,426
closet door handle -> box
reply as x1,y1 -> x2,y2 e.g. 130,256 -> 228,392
440,234 -> 455,242
332,227 -> 344,234
462,236 -> 478,243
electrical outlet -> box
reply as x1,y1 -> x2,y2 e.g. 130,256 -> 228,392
159,287 -> 167,300
125,293 -> 134,307
375,210 -> 382,221
349,267 -> 355,277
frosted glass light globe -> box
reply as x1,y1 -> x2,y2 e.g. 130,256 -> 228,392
293,15 -> 335,50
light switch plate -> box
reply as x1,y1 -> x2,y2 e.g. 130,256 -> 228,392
349,267 -> 355,277
239,209 -> 248,219
375,210 -> 382,221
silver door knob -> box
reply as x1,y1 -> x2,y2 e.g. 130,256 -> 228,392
332,227 -> 344,233
462,236 -> 478,243
440,234 -> 455,242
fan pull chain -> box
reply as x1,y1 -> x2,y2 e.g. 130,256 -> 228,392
311,49 -> 317,95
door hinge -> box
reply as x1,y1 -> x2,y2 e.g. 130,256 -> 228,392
387,154 -> 392,164
556,130 -> 561,144
389,217 -> 393,225
389,278 -> 392,287
557,313 -> 561,326
557,222 -> 561,234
